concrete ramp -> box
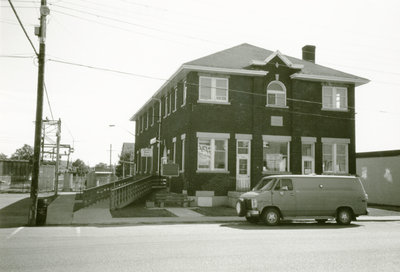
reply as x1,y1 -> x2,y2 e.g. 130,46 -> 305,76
46,194 -> 76,225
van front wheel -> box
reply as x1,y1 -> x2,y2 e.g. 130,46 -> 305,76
262,208 -> 280,226
336,208 -> 352,225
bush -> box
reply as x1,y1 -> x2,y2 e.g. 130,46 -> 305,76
201,175 -> 235,196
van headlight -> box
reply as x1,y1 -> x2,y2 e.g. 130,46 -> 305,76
251,199 -> 257,208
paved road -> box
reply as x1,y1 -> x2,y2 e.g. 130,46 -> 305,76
1,221 -> 400,272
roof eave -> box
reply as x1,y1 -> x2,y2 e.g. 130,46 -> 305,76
290,73 -> 370,86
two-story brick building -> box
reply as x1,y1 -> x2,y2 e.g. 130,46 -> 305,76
130,43 -> 369,196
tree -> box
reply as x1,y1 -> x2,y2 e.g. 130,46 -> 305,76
72,159 -> 89,176
10,144 -> 33,161
115,152 -> 132,178
94,162 -> 110,172
0,153 -> 7,160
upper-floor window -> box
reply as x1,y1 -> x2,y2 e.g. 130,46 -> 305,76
164,95 -> 168,117
322,86 -> 348,110
182,81 -> 187,106
199,76 -> 228,103
151,106 -> 154,126
173,87 -> 177,112
267,81 -> 286,107
168,92 -> 172,115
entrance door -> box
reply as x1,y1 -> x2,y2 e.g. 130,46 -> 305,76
236,140 -> 251,191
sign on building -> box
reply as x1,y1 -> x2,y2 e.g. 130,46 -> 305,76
141,148 -> 152,157
161,163 -> 179,177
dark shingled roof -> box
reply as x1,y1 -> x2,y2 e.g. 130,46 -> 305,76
185,43 -> 368,82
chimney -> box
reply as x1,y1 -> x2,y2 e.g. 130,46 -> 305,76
302,45 -> 316,63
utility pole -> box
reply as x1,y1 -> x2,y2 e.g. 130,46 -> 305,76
54,119 -> 61,195
28,0 -> 49,226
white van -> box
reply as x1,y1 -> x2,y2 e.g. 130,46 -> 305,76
236,175 -> 368,225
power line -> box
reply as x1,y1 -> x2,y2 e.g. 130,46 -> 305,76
6,0 -> 39,56
48,57 -> 400,114
49,3 -> 227,46
48,58 -> 168,81
43,82 -> 54,120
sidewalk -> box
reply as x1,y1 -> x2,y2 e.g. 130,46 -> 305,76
1,193 -> 400,227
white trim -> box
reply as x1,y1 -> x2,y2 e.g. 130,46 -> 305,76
197,100 -> 231,105
251,50 -> 304,69
321,137 -> 350,144
262,135 -> 292,142
181,133 -> 186,140
197,132 -> 230,139
301,136 -> 317,143
183,64 -> 268,76
235,134 -> 253,140
291,73 -> 370,86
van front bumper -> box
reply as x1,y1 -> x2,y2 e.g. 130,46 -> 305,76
246,210 -> 260,217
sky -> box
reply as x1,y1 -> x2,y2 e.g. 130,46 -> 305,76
1,0 -> 399,166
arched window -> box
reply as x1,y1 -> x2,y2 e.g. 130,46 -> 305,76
267,81 -> 286,107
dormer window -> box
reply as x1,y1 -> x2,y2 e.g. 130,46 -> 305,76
267,81 -> 286,107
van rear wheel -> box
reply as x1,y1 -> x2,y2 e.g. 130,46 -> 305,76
261,208 -> 280,226
336,208 -> 352,225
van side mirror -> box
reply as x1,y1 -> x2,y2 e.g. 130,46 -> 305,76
281,185 -> 289,191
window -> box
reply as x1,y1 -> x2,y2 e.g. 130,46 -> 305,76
173,87 -> 177,112
274,179 -> 293,191
151,106 -> 154,126
262,136 -> 291,173
322,86 -> 348,110
322,138 -> 349,173
172,137 -> 176,163
164,95 -> 168,117
141,115 -> 144,132
267,81 -> 286,107
197,133 -> 229,172
169,92 -> 172,115
145,111 -> 148,129
199,76 -> 228,103
182,81 -> 187,106
181,134 -> 185,172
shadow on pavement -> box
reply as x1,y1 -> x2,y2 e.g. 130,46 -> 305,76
220,221 -> 362,230
0,197 -> 30,228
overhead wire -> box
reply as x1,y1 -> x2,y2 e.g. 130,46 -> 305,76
6,0 -> 39,56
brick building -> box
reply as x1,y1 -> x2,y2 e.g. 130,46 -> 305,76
131,43 -> 369,196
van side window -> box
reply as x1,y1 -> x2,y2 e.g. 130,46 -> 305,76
275,179 -> 293,191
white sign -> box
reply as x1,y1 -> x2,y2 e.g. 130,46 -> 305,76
141,148 -> 152,157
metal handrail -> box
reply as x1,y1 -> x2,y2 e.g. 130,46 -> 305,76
110,176 -> 156,210
82,175 -> 150,207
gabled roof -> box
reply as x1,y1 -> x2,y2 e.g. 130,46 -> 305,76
130,43 -> 369,120
185,43 -> 369,85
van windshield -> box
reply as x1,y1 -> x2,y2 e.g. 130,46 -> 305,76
252,178 -> 276,191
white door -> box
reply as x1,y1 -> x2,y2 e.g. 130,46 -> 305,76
236,140 -> 251,191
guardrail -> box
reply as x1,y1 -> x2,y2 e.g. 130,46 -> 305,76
110,176 -> 159,210
82,175 -> 151,207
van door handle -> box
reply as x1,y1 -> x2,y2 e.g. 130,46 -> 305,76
289,193 -> 295,196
